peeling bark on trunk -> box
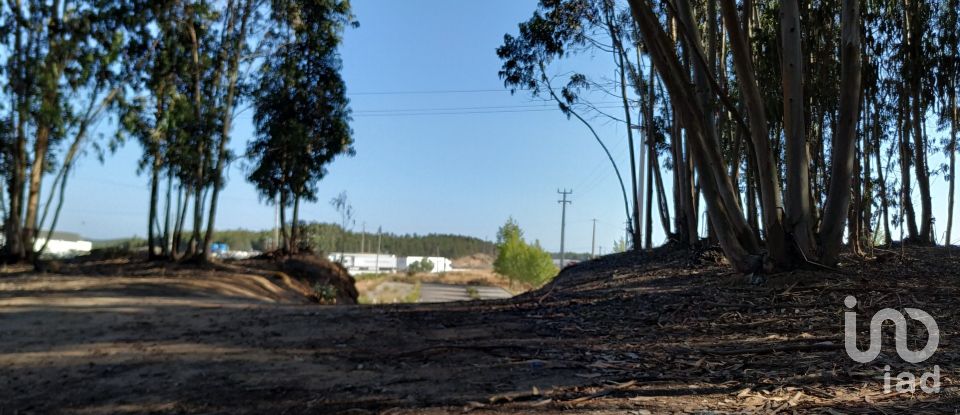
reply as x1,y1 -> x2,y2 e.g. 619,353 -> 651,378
720,0 -> 789,266
948,78 -> 958,246
202,0 -> 255,261
819,0 -> 862,265
290,194 -> 300,254
628,0 -> 763,272
148,159 -> 161,260
779,0 -> 817,260
898,98 -> 919,240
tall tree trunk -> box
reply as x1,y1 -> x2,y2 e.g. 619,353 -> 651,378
720,0 -> 790,265
203,0 -> 255,261
948,78 -> 958,247
628,0 -> 764,272
23,126 -> 50,260
3,0 -> 26,262
849,140 -> 863,255
905,0 -> 933,243
163,171 -> 173,257
5,106 -> 27,261
913,95 -> 932,243
649,68 -> 673,238
279,191 -> 290,253
874,112 -> 892,245
746,146 -> 760,238
653,151 -> 671,238
291,194 -> 300,254
23,4 -> 65,262
186,14 -> 204,258
644,139 -> 655,249
174,187 -> 191,259
779,0 -> 817,260
818,0 -> 862,265
609,18 -> 641,250
148,159 -> 161,260
898,98 -> 919,240
188,182 -> 203,257
862,87 -> 873,248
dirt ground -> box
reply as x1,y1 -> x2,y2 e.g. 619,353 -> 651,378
355,270 -> 531,304
2,246 -> 959,414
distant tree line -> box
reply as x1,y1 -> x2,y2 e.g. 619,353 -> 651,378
207,222 -> 496,259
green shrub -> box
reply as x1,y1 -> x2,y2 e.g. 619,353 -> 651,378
406,258 -> 434,275
312,282 -> 338,304
493,218 -> 558,286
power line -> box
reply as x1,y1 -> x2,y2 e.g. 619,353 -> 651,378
349,88 -> 508,96
355,101 -> 623,114
353,105 -> 627,118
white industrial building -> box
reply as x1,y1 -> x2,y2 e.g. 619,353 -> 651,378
397,256 -> 453,273
328,252 -> 397,274
25,231 -> 92,257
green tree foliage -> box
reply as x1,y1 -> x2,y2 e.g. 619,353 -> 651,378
406,258 -> 434,275
246,0 -> 356,254
611,237 -> 628,254
0,0 -> 154,261
493,218 -> 557,285
120,0 -> 260,261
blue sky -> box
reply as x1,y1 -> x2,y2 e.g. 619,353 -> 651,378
50,0 -> 960,252
56,0 -> 639,253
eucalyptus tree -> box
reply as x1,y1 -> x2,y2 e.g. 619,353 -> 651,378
198,0 -> 261,261
938,0 -> 959,245
499,0 -> 678,249
0,0 -> 152,262
626,0 -> 862,271
246,0 -> 356,254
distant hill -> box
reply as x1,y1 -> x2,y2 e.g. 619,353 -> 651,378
216,222 -> 496,259
92,237 -> 147,249
92,225 -> 497,259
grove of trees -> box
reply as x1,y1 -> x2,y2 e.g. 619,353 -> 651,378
501,0 -> 959,272
0,0 -> 356,263
207,223 -> 497,258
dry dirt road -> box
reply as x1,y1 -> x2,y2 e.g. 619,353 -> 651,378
419,283 -> 512,302
3,248 -> 960,414
0,270 -> 580,414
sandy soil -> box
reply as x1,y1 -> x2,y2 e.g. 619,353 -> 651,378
2,247 -> 959,414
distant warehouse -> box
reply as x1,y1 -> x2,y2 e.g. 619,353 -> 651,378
0,231 -> 93,258
328,253 -> 454,275
397,256 -> 452,273
35,231 -> 93,257
328,252 -> 398,274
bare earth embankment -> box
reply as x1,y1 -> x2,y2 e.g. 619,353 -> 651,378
2,247 -> 959,414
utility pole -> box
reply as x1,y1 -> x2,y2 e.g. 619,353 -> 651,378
375,226 -> 382,273
558,189 -> 572,268
361,222 -> 366,253
591,219 -> 597,258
